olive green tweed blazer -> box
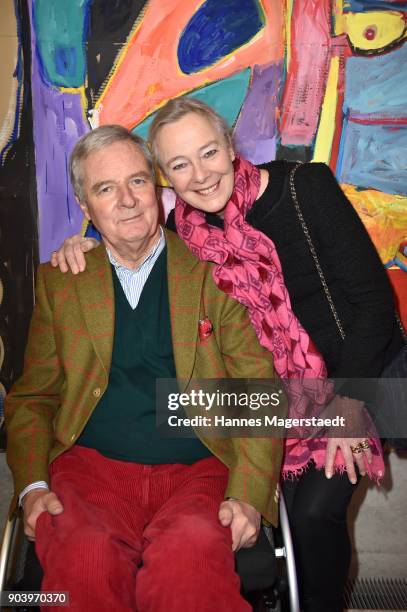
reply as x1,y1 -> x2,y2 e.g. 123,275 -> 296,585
6,229 -> 282,523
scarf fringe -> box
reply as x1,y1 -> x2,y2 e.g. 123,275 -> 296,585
282,459 -> 383,485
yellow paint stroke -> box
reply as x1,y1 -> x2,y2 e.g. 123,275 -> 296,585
312,55 -> 340,164
80,215 -> 89,237
333,0 -> 346,36
344,11 -> 406,52
60,85 -> 87,104
342,184 -> 407,266
285,0 -> 294,70
60,85 -> 88,124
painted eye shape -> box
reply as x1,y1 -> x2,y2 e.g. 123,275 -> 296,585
363,25 -> 377,41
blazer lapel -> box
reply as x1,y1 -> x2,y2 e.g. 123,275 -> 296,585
165,229 -> 205,391
75,245 -> 115,375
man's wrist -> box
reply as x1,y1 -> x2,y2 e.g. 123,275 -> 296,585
19,482 -> 49,507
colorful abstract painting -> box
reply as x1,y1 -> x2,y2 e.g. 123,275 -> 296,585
0,0 -> 406,390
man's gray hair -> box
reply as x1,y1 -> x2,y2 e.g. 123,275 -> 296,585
148,97 -> 232,167
70,125 -> 155,200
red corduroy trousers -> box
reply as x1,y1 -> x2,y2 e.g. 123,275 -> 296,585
35,446 -> 250,612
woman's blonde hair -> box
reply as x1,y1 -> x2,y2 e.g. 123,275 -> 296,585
148,97 -> 233,167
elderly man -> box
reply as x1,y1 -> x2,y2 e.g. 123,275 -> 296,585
6,126 -> 282,612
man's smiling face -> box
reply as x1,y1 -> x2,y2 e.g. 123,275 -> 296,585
78,140 -> 160,254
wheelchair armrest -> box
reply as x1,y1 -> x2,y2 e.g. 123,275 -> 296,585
0,514 -> 20,593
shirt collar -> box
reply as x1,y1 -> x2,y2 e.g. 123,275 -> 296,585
106,226 -> 165,273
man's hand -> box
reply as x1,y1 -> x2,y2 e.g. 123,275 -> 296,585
23,489 -> 64,541
218,499 -> 261,551
50,235 -> 98,274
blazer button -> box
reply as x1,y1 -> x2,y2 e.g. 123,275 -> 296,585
70,433 -> 76,442
93,387 -> 101,397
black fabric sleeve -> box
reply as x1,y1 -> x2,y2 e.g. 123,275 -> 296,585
305,163 -> 396,379
165,209 -> 177,232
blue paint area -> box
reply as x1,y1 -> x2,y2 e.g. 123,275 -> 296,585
85,222 -> 101,240
337,121 -> 407,196
344,44 -> 407,117
133,69 -> 251,140
385,257 -> 407,271
33,0 -> 91,87
178,0 -> 265,74
55,46 -> 77,80
343,1 -> 407,12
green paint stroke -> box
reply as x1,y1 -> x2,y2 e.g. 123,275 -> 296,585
33,0 -> 91,88
133,69 -> 251,140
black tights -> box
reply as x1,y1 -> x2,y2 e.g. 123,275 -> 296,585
282,464 -> 358,612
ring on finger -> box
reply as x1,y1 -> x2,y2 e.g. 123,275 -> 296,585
350,443 -> 363,454
359,440 -> 370,451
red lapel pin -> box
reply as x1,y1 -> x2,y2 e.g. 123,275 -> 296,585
198,317 -> 213,341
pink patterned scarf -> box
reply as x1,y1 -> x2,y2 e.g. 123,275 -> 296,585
175,156 -> 384,479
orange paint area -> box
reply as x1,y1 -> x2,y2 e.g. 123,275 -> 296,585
342,184 -> 407,268
94,0 -> 284,129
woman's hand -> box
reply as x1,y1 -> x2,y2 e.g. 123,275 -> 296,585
325,436 -> 373,483
50,234 -> 99,274
323,395 -> 373,483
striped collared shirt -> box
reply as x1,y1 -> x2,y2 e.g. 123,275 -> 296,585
107,227 -> 166,309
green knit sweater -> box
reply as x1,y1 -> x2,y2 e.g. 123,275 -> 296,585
77,248 -> 211,463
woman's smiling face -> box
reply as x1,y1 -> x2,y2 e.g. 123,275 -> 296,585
154,111 -> 235,218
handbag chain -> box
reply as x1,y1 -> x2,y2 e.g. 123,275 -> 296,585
395,312 -> 407,344
289,163 -> 407,345
289,163 -> 346,340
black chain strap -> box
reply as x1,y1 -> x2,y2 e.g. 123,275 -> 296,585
288,163 -> 346,341
395,312 -> 407,344
289,163 -> 407,346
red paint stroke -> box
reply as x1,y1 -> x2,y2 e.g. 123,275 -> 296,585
349,116 -> 407,126
280,0 -> 332,146
330,52 -> 347,172
387,269 -> 407,331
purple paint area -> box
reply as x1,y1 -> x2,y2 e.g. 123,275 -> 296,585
29,1 -> 88,263
233,62 -> 283,164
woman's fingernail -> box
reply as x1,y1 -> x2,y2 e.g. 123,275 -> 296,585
326,471 -> 332,479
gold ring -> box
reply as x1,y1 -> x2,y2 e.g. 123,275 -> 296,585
350,443 -> 363,454
359,440 -> 370,450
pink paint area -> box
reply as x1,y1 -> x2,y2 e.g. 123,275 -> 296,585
280,0 -> 332,146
